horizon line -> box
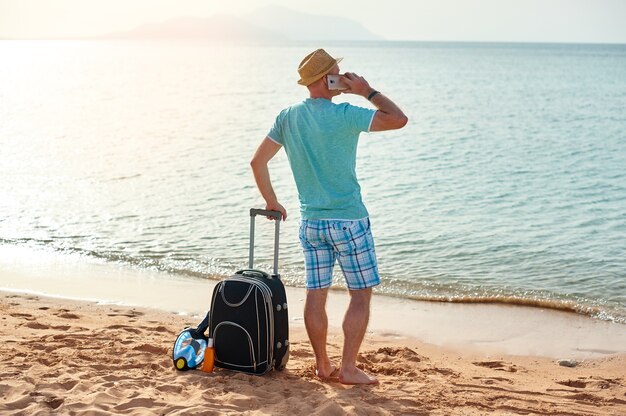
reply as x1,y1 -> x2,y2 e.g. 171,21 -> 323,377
1,38 -> 625,46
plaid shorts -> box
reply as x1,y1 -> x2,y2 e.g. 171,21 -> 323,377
299,217 -> 381,290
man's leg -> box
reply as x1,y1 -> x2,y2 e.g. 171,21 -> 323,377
338,287 -> 378,385
304,287 -> 337,378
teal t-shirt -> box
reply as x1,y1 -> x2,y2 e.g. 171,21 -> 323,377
267,98 -> 376,220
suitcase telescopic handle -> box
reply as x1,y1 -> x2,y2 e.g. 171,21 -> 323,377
249,209 -> 282,221
249,208 -> 281,278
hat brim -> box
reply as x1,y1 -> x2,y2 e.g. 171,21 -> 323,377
297,57 -> 343,86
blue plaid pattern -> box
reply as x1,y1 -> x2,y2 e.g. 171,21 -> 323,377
299,218 -> 381,290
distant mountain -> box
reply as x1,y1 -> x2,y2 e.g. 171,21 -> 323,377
98,15 -> 285,42
97,6 -> 382,42
243,6 -> 383,41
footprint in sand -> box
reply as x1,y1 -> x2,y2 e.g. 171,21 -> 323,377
24,322 -> 49,330
472,360 -> 518,373
57,313 -> 81,319
24,322 -> 72,331
107,309 -> 145,318
565,392 -> 604,405
354,347 -> 433,379
556,377 -> 623,390
155,384 -> 184,394
44,396 -> 64,410
360,347 -> 424,364
557,379 -> 591,389
53,310 -> 81,319
132,343 -> 168,355
472,376 -> 513,385
36,356 -> 60,366
139,325 -> 173,334
9,313 -> 36,321
420,366 -> 460,378
106,324 -> 142,334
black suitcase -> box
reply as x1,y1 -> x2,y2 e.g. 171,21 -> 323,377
208,208 -> 289,374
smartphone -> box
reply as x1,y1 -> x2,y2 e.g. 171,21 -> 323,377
327,74 -> 348,90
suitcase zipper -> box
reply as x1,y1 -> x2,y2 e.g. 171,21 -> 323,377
219,284 -> 254,307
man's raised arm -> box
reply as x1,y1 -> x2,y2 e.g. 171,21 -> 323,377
343,72 -> 408,132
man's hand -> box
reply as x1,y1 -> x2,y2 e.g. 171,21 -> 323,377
266,201 -> 287,221
342,72 -> 375,98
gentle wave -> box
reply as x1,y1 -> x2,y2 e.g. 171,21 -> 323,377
3,238 -> 624,325
405,295 -> 609,320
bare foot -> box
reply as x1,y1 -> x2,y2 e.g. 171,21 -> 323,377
315,365 -> 340,381
338,367 -> 379,385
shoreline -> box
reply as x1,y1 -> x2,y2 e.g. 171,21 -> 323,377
2,239 -> 624,323
2,239 -> 623,325
1,244 -> 625,359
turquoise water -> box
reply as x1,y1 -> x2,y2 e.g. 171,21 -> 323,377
1,40 -> 625,322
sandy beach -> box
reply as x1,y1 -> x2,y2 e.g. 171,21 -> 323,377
1,288 -> 625,415
1,246 -> 625,414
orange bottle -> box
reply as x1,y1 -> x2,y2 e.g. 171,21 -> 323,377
201,338 -> 214,373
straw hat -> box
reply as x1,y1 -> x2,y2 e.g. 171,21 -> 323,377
297,49 -> 343,86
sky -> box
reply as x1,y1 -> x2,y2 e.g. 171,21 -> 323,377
1,0 -> 625,43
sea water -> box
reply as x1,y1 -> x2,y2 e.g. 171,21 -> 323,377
1,40 -> 625,323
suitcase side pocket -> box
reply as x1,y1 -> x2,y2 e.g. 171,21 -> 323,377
213,322 -> 256,371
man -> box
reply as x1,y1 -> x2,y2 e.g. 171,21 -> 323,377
250,49 -> 407,385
